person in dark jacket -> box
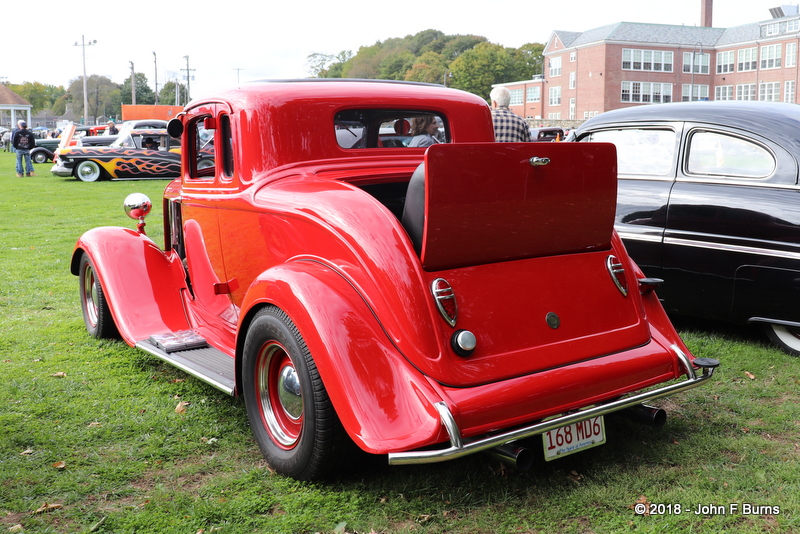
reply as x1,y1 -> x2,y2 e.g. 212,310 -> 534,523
12,120 -> 35,177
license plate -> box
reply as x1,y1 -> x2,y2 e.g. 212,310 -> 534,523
543,415 -> 606,461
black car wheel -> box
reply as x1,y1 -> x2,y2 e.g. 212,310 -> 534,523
242,306 -> 353,480
76,160 -> 104,182
79,254 -> 119,339
764,323 -> 800,357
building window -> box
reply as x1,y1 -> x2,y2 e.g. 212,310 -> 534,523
622,48 -> 673,72
550,57 -> 562,77
569,97 -> 576,120
569,71 -> 576,89
788,42 -> 797,67
788,19 -> 799,32
683,52 -> 710,74
736,83 -> 756,100
509,89 -> 523,106
621,81 -> 672,103
785,80 -> 796,103
527,86 -> 541,102
717,51 -> 735,73
766,22 -> 780,36
549,86 -> 562,106
759,81 -> 781,101
682,84 -> 709,101
715,85 -> 734,100
570,52 -> 576,62
760,44 -> 782,69
738,48 -> 758,71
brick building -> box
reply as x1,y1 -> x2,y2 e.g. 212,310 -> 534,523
499,2 -> 800,127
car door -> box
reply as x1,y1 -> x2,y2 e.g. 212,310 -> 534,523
576,124 -> 682,289
663,124 -> 800,323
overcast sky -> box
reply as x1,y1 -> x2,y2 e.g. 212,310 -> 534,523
2,0 -> 780,100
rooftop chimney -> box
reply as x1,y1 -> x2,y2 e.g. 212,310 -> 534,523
701,0 -> 713,27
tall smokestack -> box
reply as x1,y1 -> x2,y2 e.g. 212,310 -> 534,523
702,0 -> 713,27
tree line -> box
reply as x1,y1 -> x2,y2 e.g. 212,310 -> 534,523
307,29 -> 545,100
8,74 -> 189,123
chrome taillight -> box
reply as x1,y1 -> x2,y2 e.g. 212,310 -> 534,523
431,277 -> 457,326
606,255 -> 628,297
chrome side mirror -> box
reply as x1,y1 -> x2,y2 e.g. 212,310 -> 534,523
124,193 -> 152,234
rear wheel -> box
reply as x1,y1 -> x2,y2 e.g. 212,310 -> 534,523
242,306 -> 353,480
33,151 -> 49,164
79,254 -> 119,339
76,160 -> 104,182
764,323 -> 800,356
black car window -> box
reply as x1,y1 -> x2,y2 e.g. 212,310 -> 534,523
581,128 -> 676,176
686,130 -> 775,179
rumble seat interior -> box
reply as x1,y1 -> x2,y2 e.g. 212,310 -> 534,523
401,163 -> 425,254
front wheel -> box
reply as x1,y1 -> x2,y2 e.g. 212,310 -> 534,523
78,254 -> 119,339
242,306 -> 353,480
764,323 -> 800,357
76,160 -> 104,182
33,151 -> 49,164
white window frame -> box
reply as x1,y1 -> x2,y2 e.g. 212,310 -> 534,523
683,52 -> 710,74
621,81 -> 673,103
509,88 -> 524,106
682,84 -> 709,101
787,42 -> 797,67
759,81 -> 781,101
736,83 -> 756,100
549,86 -> 562,106
738,47 -> 758,72
526,86 -> 541,103
760,44 -> 782,69
715,85 -> 734,100
569,97 -> 576,120
785,80 -> 796,103
569,71 -> 576,89
549,57 -> 562,77
717,50 -> 735,73
622,48 -> 673,72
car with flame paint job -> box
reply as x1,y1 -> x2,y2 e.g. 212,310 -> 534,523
71,80 -> 719,480
51,127 -> 183,181
571,101 -> 800,356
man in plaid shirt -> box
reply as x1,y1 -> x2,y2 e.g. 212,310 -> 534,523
489,86 -> 533,142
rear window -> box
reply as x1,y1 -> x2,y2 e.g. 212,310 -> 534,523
580,128 -> 677,176
335,110 -> 447,149
686,130 -> 775,178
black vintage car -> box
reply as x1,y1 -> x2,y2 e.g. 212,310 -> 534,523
572,101 -> 800,356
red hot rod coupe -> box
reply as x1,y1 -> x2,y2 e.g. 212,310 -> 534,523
71,80 -> 719,480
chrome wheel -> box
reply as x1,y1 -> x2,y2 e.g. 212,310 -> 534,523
76,160 -> 103,182
256,341 -> 304,448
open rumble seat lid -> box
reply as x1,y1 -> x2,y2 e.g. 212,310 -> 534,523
420,142 -> 618,271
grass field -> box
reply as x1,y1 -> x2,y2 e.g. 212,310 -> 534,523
0,150 -> 798,533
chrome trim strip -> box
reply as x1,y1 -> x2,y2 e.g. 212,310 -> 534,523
434,402 -> 462,449
388,363 -> 716,466
617,231 -> 663,244
672,344 -> 695,380
619,232 -> 800,262
748,316 -> 800,328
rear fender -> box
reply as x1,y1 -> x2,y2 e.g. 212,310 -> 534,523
71,226 -> 190,346
237,260 -> 448,454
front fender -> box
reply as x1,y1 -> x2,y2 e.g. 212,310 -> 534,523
71,226 -> 190,346
238,260 -> 448,454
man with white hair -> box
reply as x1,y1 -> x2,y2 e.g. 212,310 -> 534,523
489,86 -> 532,142
12,120 -> 35,177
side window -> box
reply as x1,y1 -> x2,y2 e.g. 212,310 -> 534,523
189,117 -> 216,179
220,115 -> 234,178
582,128 -> 676,176
686,130 -> 775,178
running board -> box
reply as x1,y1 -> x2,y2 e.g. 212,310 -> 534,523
136,339 -> 236,395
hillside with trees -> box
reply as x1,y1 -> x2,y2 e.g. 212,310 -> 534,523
307,29 -> 544,100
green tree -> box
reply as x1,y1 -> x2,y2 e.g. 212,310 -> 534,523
67,75 -> 122,122
158,81 -> 189,106
404,52 -> 447,84
448,41 -> 517,99
8,82 -> 66,114
120,72 -> 155,105
512,43 -> 546,80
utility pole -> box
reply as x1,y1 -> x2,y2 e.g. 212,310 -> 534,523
130,61 -> 136,104
74,36 -> 97,125
153,52 -> 159,105
182,55 -> 195,102
234,68 -> 244,85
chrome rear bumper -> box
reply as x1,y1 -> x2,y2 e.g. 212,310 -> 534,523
388,345 -> 718,465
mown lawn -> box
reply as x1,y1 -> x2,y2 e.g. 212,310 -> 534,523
0,150 -> 797,533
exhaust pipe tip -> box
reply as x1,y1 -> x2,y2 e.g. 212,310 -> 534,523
620,404 -> 667,428
487,444 -> 534,471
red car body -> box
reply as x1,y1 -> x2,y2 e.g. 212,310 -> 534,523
71,80 -> 718,480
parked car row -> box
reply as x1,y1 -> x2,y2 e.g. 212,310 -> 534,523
72,80 -> 719,481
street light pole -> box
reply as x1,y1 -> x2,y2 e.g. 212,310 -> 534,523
74,35 -> 96,125
153,52 -> 159,105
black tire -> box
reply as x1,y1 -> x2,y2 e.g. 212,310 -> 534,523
78,254 -> 119,339
764,323 -> 800,357
76,160 -> 104,182
242,306 -> 354,480
33,151 -> 49,164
